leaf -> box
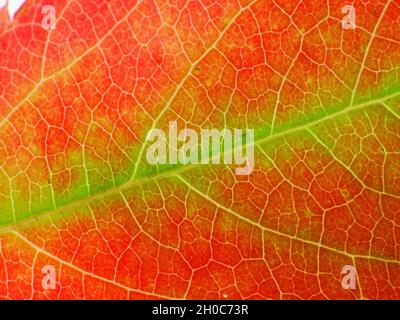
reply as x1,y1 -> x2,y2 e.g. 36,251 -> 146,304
0,0 -> 399,300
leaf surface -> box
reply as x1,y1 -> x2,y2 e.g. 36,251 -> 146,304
0,0 -> 399,299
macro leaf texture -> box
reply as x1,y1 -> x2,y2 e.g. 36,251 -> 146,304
0,0 -> 399,300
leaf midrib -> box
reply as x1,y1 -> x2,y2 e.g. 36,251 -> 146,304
1,90 -> 399,232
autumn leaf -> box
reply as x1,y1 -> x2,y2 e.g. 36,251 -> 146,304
0,0 -> 399,300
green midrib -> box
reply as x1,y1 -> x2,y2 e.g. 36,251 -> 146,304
1,88 -> 399,230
